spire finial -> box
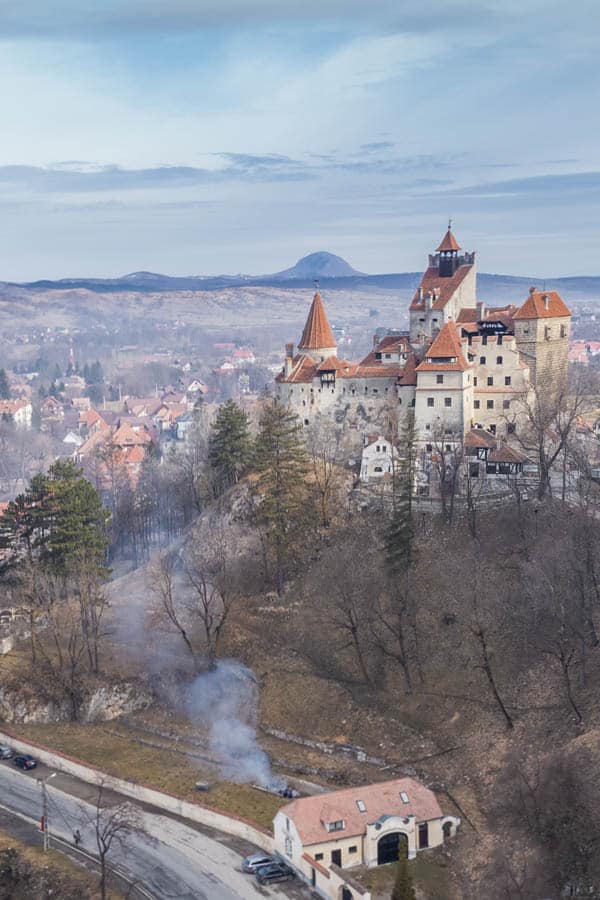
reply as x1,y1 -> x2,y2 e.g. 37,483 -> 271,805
314,279 -> 320,293
448,217 -> 453,231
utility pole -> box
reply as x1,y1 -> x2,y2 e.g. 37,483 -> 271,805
38,772 -> 56,852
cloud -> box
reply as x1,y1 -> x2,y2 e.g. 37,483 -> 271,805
0,0 -> 583,40
0,157 -> 315,193
450,171 -> 600,199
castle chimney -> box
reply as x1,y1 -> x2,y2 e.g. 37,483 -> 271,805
373,334 -> 379,348
419,287 -> 424,301
476,300 -> 485,321
285,343 -> 294,377
425,291 -> 433,312
543,294 -> 550,310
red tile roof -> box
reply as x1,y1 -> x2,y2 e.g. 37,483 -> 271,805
416,322 -> 471,372
465,428 -> 497,450
398,353 -> 418,386
436,228 -> 462,252
280,777 -> 443,846
409,263 -> 473,311
513,289 -> 571,320
488,444 -> 530,464
456,308 -> 478,324
275,354 -> 318,384
298,292 -> 336,350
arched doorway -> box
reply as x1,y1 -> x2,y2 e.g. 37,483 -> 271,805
341,888 -> 353,900
443,821 -> 453,841
377,832 -> 408,865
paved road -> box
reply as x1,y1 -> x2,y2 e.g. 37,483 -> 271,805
0,761 -> 308,900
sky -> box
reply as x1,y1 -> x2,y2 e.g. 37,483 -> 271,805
0,0 -> 598,280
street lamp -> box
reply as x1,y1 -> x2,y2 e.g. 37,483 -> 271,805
37,772 -> 56,852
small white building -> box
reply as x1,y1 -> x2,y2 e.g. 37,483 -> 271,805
360,435 -> 399,483
273,778 -> 459,899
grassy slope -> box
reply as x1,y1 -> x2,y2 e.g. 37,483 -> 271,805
15,722 -> 284,830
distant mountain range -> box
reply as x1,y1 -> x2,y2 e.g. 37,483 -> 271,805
6,251 -> 600,302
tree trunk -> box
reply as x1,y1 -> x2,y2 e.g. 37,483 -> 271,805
474,626 -> 514,729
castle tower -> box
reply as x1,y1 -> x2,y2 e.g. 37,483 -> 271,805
513,287 -> 571,396
297,290 -> 337,363
409,225 -> 477,343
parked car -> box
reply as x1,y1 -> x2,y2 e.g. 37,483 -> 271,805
13,754 -> 37,770
0,745 -> 13,759
255,862 -> 295,884
242,853 -> 274,873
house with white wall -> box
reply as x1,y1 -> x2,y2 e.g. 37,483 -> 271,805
273,777 -> 459,899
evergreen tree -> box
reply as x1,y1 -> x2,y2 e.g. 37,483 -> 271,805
83,363 -> 91,384
253,399 -> 310,595
0,461 -> 109,577
384,410 -> 417,579
391,857 -> 416,900
208,399 -> 251,493
0,368 -> 10,400
52,363 -> 63,381
45,460 -> 110,576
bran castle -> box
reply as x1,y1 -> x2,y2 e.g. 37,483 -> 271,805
275,226 -> 571,469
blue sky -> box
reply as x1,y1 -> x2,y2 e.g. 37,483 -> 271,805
0,0 -> 598,279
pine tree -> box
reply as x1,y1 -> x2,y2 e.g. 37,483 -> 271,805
45,460 -> 110,576
208,399 -> 251,493
253,399 -> 311,595
391,857 -> 416,900
0,368 -> 10,400
0,461 -> 109,577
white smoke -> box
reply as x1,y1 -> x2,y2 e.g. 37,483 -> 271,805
186,659 -> 285,789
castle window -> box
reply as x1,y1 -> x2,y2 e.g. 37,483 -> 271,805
474,377 -> 478,386
505,376 -> 511,386
544,326 -> 551,341
315,854 -> 324,861
373,388 -> 378,393
349,846 -> 358,854
426,443 -> 432,452
480,356 -> 486,365
474,400 -> 480,410
498,334 -> 503,345
445,444 -> 451,452
437,374 -> 444,384
445,398 -> 452,407
385,353 -> 392,359
508,423 -> 516,434
503,400 -> 510,409
497,356 -> 503,365
487,400 -> 494,409
489,424 -> 496,435
411,399 -> 415,407
482,334 -> 487,346
487,376 -> 494,386
419,823 -> 429,849
561,324 -> 567,338
376,445 -> 381,452
304,419 -> 309,425
427,398 -> 434,407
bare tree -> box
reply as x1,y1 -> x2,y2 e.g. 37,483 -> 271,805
92,782 -> 143,900
151,531 -> 243,673
306,419 -> 347,527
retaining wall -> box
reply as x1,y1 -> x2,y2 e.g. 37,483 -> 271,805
0,727 -> 273,852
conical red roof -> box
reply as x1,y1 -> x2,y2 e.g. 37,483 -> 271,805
436,228 -> 461,253
298,292 -> 336,350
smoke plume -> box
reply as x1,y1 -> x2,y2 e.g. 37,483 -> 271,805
186,659 -> 285,789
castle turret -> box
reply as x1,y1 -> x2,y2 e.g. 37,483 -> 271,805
436,224 -> 461,278
297,291 -> 337,363
513,287 -> 571,394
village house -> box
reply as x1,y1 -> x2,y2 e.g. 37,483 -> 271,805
273,777 -> 459,899
0,399 -> 33,428
359,435 -> 400,483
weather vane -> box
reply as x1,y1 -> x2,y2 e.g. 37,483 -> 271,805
314,279 -> 320,292
448,217 -> 453,230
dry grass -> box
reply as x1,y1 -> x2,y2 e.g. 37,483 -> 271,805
0,826 -> 121,898
15,722 -> 285,830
